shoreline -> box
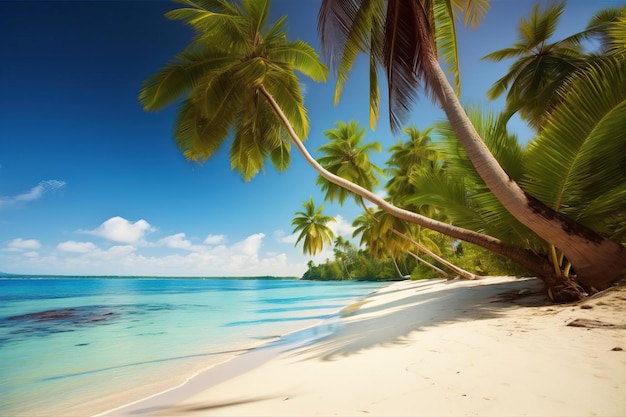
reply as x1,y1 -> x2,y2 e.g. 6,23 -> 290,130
99,276 -> 626,417
90,281 -> 385,417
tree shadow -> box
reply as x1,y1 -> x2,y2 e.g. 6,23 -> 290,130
290,278 -> 546,362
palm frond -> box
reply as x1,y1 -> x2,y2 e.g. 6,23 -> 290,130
241,0 -> 270,34
434,0 -> 461,96
522,56 -> 626,232
452,0 -> 490,29
270,40 -> 329,82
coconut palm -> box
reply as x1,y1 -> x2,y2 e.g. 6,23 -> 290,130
142,0 -> 551,287
568,5 -> 626,56
317,0 -> 626,293
521,55 -> 626,288
482,1 -> 584,130
140,0 -> 328,181
292,197 -> 335,256
317,121 -> 475,279
316,120 -> 385,206
141,0 -> 621,299
385,126 -> 444,217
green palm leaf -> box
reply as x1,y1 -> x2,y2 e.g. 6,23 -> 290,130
522,56 -> 626,235
140,0 -> 328,181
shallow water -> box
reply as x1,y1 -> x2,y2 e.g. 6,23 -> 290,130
0,277 -> 384,416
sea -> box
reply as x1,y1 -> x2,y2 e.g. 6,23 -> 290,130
0,276 -> 385,416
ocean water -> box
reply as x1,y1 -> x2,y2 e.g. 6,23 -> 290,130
0,277 -> 384,416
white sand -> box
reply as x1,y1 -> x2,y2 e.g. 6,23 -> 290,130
105,276 -> 626,417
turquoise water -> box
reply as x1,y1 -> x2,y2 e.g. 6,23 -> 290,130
0,277 -> 384,416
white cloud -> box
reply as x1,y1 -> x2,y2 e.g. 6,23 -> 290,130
328,214 -> 355,237
275,229 -> 298,244
1,223 -> 309,277
158,233 -> 193,250
232,233 -> 264,257
203,234 -> 225,245
0,180 -> 66,208
86,216 -> 155,244
8,238 -> 41,250
57,241 -> 98,253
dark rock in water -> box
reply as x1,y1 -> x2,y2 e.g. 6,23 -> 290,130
611,347 -> 623,351
3,306 -> 120,340
7,306 -> 118,325
567,318 -> 614,328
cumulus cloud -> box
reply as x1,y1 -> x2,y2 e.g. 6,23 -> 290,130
8,238 -> 41,250
86,216 -> 154,244
275,229 -> 298,244
0,180 -> 66,208
157,233 -> 193,250
57,241 -> 98,253
203,234 -> 225,245
328,214 -> 355,236
232,233 -> 264,257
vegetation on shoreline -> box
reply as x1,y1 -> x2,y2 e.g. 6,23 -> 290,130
141,0 -> 625,301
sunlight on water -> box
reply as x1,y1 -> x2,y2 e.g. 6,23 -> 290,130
0,277 -> 383,416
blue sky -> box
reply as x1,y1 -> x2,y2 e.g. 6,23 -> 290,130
0,0 -> 617,277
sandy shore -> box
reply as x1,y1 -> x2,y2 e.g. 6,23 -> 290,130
104,276 -> 626,417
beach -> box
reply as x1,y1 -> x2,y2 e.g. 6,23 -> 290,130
102,276 -> 626,417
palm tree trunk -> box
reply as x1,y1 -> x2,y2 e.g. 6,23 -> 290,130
427,55 -> 626,291
258,85 -> 558,288
390,256 -> 405,278
356,198 -> 475,280
407,251 -> 451,279
389,228 -> 478,280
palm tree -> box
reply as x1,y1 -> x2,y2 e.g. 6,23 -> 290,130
141,0 -> 546,284
317,0 -> 626,293
521,55 -> 626,290
141,0 -> 620,299
140,0 -> 328,181
482,1 -> 584,130
292,197 -> 335,256
316,120 -> 385,206
332,235 -> 354,278
385,126 -> 445,217
317,121 -> 475,279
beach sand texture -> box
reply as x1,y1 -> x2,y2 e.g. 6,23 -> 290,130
106,276 -> 626,417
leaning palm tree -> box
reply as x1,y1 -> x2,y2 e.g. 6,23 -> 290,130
141,0 -> 615,300
317,0 -> 626,293
292,197 -> 335,256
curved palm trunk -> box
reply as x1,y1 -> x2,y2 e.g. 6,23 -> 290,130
428,56 -> 626,291
390,256 -> 405,278
407,251 -> 451,279
356,199 -> 475,280
258,85 -> 557,287
389,228 -> 478,280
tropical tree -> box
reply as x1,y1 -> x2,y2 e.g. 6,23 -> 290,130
316,120 -> 385,207
317,121 -> 476,279
140,0 -> 328,181
140,0 -> 543,282
317,0 -> 626,294
352,211 -> 449,278
141,0 -> 623,300
482,1 -> 584,130
292,197 -> 335,256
